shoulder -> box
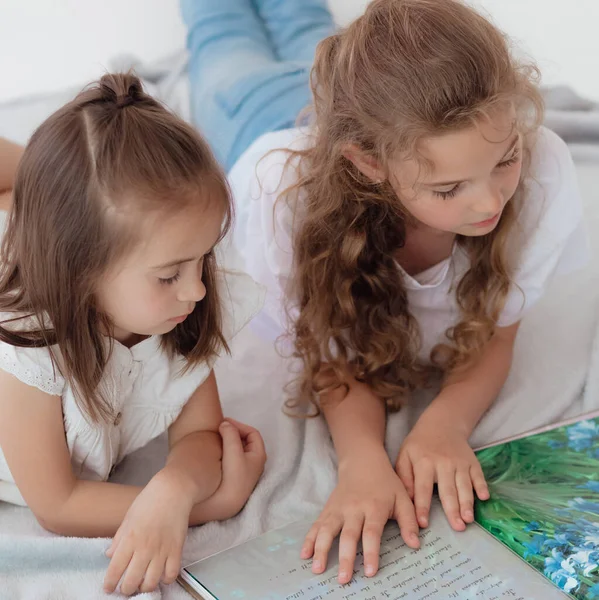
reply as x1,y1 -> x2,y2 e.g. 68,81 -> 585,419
229,127 -> 313,198
0,315 -> 65,396
498,128 -> 588,325
523,126 -> 582,235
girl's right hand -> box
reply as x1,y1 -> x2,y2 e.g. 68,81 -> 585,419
103,471 -> 193,595
301,449 -> 420,585
213,418 -> 267,515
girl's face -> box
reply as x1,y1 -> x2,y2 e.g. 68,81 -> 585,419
97,204 -> 224,345
389,111 -> 523,237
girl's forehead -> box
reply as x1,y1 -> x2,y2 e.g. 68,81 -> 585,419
127,204 -> 225,269
395,113 -> 519,187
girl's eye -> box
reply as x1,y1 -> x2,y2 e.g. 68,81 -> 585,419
158,272 -> 181,285
497,151 -> 520,169
434,184 -> 461,200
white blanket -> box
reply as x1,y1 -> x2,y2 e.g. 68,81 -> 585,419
1,66 -> 599,598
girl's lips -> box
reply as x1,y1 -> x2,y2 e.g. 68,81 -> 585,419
472,212 -> 500,228
169,313 -> 190,323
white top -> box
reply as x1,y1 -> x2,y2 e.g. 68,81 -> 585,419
229,126 -> 589,361
0,239 -> 264,505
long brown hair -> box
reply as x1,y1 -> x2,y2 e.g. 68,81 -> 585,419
284,0 -> 544,411
0,73 -> 232,422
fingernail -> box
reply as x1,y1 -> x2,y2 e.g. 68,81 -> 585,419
220,421 -> 230,428
300,548 -> 309,559
365,565 -> 375,577
339,571 -> 348,581
313,560 -> 322,572
418,516 -> 428,527
464,510 -> 473,520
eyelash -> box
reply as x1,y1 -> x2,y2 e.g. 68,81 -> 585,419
158,272 -> 181,285
157,253 -> 211,286
434,151 -> 521,200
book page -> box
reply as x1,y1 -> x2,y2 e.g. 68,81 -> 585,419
182,501 -> 566,600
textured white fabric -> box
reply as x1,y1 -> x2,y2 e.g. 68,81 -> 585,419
0,268 -> 265,506
229,126 -> 589,360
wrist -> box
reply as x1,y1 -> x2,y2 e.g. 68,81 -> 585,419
418,394 -> 473,438
151,467 -> 198,511
338,441 -> 390,474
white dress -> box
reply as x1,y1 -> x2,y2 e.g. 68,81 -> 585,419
0,250 -> 265,506
229,126 -> 589,361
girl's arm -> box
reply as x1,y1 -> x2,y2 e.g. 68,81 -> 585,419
418,321 -> 519,438
162,370 -> 223,505
321,375 -> 387,467
396,322 -> 520,532
0,369 -> 229,538
303,371 -> 419,585
0,137 -> 23,211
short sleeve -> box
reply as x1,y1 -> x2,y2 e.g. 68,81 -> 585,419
0,336 -> 65,396
498,128 -> 590,327
229,129 -> 307,339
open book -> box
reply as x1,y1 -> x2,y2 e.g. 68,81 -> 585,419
179,412 -> 599,600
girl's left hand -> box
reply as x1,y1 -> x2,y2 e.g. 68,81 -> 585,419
103,472 -> 192,596
395,419 -> 490,532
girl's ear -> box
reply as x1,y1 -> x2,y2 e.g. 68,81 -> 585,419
342,143 -> 386,183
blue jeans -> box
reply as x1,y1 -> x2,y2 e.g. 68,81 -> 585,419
181,0 -> 334,170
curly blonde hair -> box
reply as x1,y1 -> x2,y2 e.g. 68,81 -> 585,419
282,0 -> 544,412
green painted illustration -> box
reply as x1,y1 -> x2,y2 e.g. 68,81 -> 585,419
475,417 -> 599,599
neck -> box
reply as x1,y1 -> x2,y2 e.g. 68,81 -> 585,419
108,324 -> 148,348
396,225 -> 456,276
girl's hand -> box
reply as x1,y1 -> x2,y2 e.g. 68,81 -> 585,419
103,472 -> 192,596
213,419 -> 267,515
302,448 -> 420,585
395,419 -> 490,532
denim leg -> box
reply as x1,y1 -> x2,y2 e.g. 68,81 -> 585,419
251,0 -> 335,62
181,0 -> 313,170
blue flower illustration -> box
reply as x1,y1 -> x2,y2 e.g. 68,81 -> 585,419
523,534 -> 548,558
579,481 -> 599,493
544,550 -> 580,594
524,521 -> 541,532
569,498 -> 599,515
567,420 -> 599,452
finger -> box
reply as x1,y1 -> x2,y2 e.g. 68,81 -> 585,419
396,453 -> 415,500
301,522 -> 320,560
219,421 -> 244,457
438,466 -> 465,531
312,516 -> 343,575
139,557 -> 166,594
470,462 -> 490,501
361,514 -> 387,578
103,543 -> 133,594
162,552 -> 183,586
413,461 -> 435,528
223,418 -> 257,437
105,528 -> 123,558
337,514 -> 365,584
120,552 -> 151,596
394,491 -> 420,549
455,469 -> 475,524
243,429 -> 266,458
